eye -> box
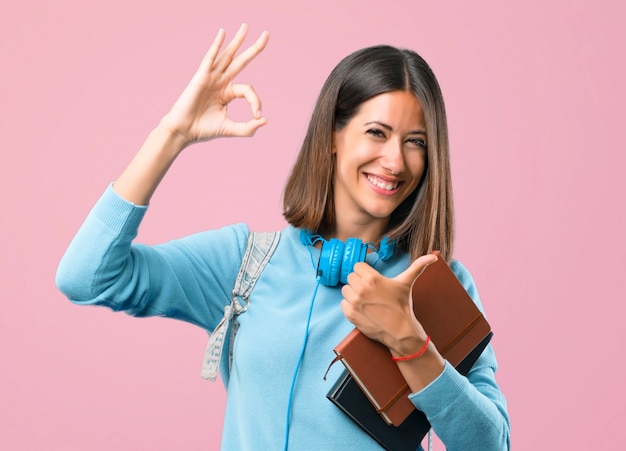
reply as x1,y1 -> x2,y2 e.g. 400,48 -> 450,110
366,128 -> 386,138
407,137 -> 427,149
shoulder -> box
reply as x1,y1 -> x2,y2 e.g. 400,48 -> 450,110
449,259 -> 474,290
449,259 -> 486,313
174,222 -> 251,257
158,223 -> 251,279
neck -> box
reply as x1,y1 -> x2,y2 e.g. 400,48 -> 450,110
320,218 -> 389,245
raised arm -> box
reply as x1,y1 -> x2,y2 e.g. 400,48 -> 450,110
56,25 -> 269,329
114,24 -> 269,205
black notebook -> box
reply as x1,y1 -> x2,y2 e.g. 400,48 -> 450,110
327,332 -> 492,451
328,370 -> 429,451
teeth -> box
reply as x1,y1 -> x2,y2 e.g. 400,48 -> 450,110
367,175 -> 398,190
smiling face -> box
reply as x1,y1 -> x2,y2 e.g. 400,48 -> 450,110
331,90 -> 427,241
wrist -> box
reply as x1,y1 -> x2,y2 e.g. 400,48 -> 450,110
391,336 -> 431,362
155,117 -> 194,153
113,123 -> 188,206
389,334 -> 431,360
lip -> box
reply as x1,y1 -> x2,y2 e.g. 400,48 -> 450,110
364,172 -> 402,196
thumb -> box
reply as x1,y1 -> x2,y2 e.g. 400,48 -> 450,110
394,253 -> 438,287
224,116 -> 268,137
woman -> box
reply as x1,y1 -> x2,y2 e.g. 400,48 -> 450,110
56,24 -> 510,450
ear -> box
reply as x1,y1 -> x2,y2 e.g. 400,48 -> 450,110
331,131 -> 337,154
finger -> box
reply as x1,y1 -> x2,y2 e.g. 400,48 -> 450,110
198,28 -> 226,73
222,116 -> 268,137
230,84 -> 263,118
340,299 -> 355,323
345,271 -> 359,288
352,261 -> 375,274
341,283 -> 353,302
350,261 -> 379,280
225,30 -> 270,78
346,262 -> 377,295
213,23 -> 249,72
343,264 -> 366,292
394,254 -> 438,286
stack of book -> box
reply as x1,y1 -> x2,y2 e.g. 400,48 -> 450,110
327,253 -> 492,450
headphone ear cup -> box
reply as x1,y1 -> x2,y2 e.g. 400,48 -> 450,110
319,238 -> 344,287
340,238 -> 367,285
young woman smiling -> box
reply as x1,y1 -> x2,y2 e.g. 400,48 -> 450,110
57,24 -> 510,451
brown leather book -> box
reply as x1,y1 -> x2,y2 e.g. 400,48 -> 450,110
330,252 -> 492,426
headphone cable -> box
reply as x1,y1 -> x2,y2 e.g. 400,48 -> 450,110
283,276 -> 322,451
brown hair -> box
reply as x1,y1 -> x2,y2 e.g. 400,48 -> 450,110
283,45 -> 455,261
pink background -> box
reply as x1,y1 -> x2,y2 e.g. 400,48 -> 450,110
1,0 -> 624,449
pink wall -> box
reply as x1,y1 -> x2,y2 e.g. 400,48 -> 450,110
1,1 -> 624,449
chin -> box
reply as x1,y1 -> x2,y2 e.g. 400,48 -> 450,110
364,206 -> 399,220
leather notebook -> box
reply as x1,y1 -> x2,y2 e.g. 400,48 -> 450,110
329,252 -> 492,426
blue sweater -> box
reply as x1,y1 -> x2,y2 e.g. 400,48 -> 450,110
56,185 -> 510,450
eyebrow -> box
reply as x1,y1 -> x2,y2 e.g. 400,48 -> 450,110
364,121 -> 427,136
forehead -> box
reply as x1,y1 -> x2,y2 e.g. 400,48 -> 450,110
355,91 -> 425,128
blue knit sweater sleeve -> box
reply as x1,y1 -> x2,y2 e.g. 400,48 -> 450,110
55,184 -> 249,331
408,260 -> 511,450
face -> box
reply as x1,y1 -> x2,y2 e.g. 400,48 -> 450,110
332,90 -> 427,236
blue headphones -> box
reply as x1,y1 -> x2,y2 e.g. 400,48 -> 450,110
300,230 -> 396,286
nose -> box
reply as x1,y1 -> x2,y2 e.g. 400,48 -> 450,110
380,139 -> 405,175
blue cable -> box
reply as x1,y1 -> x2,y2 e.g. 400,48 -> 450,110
283,276 -> 322,451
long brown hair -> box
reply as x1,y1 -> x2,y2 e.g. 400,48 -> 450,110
283,45 -> 455,261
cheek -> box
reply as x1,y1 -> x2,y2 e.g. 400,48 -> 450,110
333,154 -> 357,189
335,140 -> 372,176
406,152 -> 427,180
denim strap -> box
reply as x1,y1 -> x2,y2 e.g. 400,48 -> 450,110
201,231 -> 280,381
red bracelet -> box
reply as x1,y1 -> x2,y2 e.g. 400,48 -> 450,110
391,336 -> 431,362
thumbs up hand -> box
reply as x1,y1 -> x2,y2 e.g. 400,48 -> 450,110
340,254 -> 438,357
